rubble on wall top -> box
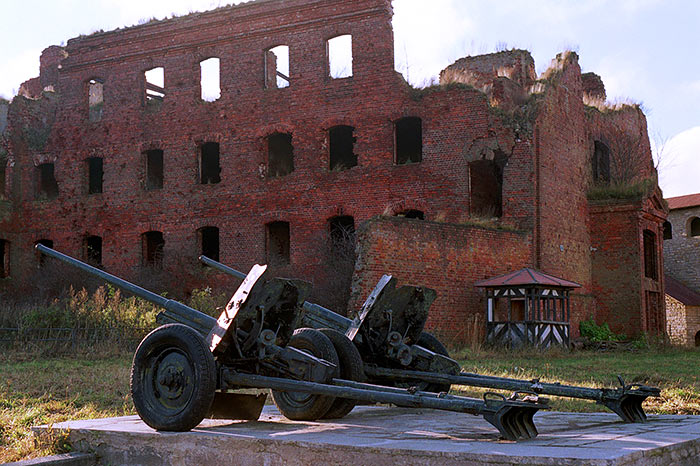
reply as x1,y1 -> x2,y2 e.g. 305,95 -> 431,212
65,0 -> 392,47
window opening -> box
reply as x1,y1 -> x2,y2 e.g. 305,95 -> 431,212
643,229 -> 657,280
329,125 -> 357,170
395,117 -> 422,164
144,67 -> 165,105
0,160 -> 6,198
695,330 -> 700,347
267,133 -> 294,177
37,163 -> 58,199
264,46 -> 290,89
593,141 -> 610,184
87,157 -> 103,194
142,231 -> 164,268
88,79 -> 104,122
266,221 -> 290,265
663,221 -> 672,240
35,239 -> 53,268
85,235 -> 102,266
145,149 -> 163,190
469,150 -> 507,218
691,217 -> 700,237
200,58 -> 221,102
327,35 -> 353,79
329,216 -> 355,246
199,142 -> 221,184
199,226 -> 220,262
0,239 -> 8,278
396,209 -> 424,220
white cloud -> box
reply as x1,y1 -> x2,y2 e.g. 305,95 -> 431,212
0,48 -> 42,100
656,126 -> 700,198
685,80 -> 700,95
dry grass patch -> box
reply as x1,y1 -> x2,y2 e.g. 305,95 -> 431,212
0,353 -> 133,463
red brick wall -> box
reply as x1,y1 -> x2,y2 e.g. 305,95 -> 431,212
0,0 -> 519,305
531,53 -> 595,333
349,216 -> 532,343
590,202 -> 644,334
0,0 -> 665,343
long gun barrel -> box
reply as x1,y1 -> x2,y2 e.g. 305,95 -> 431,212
36,244 -> 217,336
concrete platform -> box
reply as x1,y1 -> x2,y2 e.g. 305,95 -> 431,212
36,406 -> 700,465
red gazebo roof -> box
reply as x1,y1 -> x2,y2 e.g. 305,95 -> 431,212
475,268 -> 582,288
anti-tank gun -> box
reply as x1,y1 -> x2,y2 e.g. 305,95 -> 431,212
200,255 -> 661,423
36,244 -> 547,441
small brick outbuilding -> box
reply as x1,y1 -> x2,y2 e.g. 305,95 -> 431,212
665,275 -> 700,347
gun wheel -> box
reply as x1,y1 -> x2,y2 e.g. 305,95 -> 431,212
272,328 -> 339,421
411,332 -> 452,393
131,324 -> 216,431
319,328 -> 365,419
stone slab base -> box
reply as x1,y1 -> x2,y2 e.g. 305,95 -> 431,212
35,406 -> 700,466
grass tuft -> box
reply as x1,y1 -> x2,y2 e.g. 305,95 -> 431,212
587,178 -> 655,202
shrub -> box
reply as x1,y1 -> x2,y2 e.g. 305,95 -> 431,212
579,316 -> 626,342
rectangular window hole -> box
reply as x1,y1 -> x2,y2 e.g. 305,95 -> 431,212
328,35 -> 353,79
395,117 -> 422,165
37,163 -> 58,199
85,235 -> 102,267
329,216 -> 355,245
469,158 -> 504,218
145,149 -> 163,190
199,226 -> 220,262
142,231 -> 164,268
145,67 -> 165,104
200,58 -> 221,102
0,239 -> 9,278
329,125 -> 357,171
265,46 -> 290,89
266,221 -> 290,265
267,133 -> 294,177
643,230 -> 657,280
88,79 -> 104,122
0,160 -> 6,198
199,142 -> 221,184
87,157 -> 103,194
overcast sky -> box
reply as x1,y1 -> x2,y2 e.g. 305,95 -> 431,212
1,0 -> 697,197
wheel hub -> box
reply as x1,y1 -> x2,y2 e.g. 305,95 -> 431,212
151,350 -> 194,405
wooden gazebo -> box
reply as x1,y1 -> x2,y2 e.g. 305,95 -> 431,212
475,268 -> 581,349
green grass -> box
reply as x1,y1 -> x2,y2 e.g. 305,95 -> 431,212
2,347 -> 700,462
450,346 -> 700,415
587,178 -> 655,202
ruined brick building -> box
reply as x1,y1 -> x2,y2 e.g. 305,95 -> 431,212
0,0 -> 666,343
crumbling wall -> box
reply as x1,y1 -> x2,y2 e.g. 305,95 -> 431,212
0,0 -> 519,303
585,104 -> 656,186
528,52 -> 595,335
440,49 -> 536,89
350,216 -> 532,344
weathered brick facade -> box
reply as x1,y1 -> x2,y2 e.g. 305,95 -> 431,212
0,0 -> 666,344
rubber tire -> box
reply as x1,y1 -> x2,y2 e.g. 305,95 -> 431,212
272,328 -> 339,421
319,328 -> 365,419
416,331 -> 452,393
131,324 -> 217,431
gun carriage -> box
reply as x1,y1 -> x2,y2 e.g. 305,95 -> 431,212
200,255 -> 660,423
36,245 -> 546,441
